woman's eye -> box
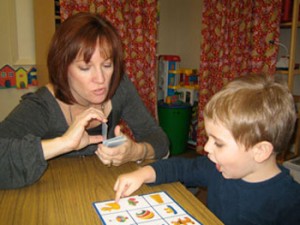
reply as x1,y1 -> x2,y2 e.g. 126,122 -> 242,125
79,66 -> 90,71
103,63 -> 112,68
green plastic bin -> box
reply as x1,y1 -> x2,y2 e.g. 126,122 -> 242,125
158,101 -> 192,155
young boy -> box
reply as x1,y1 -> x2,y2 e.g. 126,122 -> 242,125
114,75 -> 300,225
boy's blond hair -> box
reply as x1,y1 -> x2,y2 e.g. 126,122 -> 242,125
204,75 -> 296,153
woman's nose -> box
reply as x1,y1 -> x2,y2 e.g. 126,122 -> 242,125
93,68 -> 105,83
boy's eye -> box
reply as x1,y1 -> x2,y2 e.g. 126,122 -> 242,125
215,142 -> 223,148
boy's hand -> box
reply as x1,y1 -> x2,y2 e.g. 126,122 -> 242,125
114,170 -> 144,202
114,166 -> 156,202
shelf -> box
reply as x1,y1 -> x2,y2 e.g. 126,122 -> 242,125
295,95 -> 300,120
294,95 -> 300,102
280,21 -> 300,28
279,0 -> 300,161
277,151 -> 299,164
276,69 -> 300,75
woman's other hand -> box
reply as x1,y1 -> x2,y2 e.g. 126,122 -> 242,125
95,125 -> 144,166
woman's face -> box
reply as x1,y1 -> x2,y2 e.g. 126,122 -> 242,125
68,42 -> 114,106
204,118 -> 256,181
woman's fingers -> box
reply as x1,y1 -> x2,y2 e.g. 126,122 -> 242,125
65,107 -> 108,150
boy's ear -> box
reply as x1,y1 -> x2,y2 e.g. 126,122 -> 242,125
252,141 -> 274,163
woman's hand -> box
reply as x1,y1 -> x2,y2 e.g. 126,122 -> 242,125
95,125 -> 141,166
63,107 -> 107,150
42,107 -> 106,160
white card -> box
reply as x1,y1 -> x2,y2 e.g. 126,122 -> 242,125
103,136 -> 127,147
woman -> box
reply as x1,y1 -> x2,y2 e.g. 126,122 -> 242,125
0,12 -> 169,189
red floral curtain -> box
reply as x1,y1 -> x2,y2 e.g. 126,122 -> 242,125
196,0 -> 282,154
60,0 -> 159,119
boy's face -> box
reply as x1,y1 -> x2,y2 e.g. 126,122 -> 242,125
204,118 -> 256,182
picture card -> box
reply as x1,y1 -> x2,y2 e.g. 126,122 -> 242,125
93,191 -> 203,225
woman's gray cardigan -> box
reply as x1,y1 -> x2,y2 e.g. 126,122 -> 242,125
0,75 -> 169,189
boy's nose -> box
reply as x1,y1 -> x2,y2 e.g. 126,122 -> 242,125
203,140 -> 212,154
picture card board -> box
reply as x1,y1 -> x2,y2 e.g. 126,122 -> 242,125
93,191 -> 203,225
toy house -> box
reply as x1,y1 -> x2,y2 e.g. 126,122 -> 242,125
177,69 -> 199,105
0,65 -> 16,88
158,57 -> 199,105
0,65 -> 38,89
16,67 -> 28,89
27,67 -> 38,86
180,69 -> 198,86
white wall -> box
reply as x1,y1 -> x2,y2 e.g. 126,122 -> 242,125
0,87 -> 38,121
157,0 -> 203,69
0,0 -> 35,66
12,0 -> 36,65
0,0 -> 36,121
0,0 -> 14,66
158,1 -> 300,96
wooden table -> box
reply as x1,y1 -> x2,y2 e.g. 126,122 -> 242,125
0,155 -> 223,225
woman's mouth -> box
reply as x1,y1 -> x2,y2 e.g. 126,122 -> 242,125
93,88 -> 105,96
